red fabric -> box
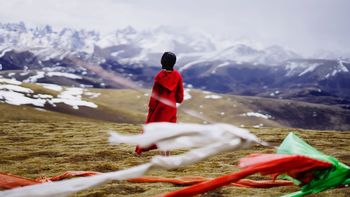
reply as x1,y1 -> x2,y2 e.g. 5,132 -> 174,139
128,176 -> 207,185
36,171 -> 100,182
230,179 -> 294,188
162,154 -> 332,197
0,172 -> 40,189
0,171 -> 99,189
127,176 -> 293,188
135,70 -> 184,155
0,170 -> 294,191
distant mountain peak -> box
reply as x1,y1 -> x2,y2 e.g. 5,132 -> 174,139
0,21 -> 348,69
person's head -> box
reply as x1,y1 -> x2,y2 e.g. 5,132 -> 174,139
161,52 -> 176,71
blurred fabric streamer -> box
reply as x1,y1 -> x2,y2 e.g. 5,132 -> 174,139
0,122 -> 266,197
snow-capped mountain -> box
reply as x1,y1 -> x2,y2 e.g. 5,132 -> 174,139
0,22 -> 300,66
0,22 -> 100,60
283,58 -> 349,79
1,22 -> 350,109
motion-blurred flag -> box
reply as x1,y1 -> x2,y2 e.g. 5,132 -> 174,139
0,122 -> 264,197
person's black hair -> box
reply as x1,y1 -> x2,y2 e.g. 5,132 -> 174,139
161,52 -> 176,71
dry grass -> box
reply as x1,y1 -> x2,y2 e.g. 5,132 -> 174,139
1,121 -> 349,196
0,103 -> 91,123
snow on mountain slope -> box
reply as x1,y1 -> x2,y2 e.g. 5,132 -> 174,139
284,61 -> 323,77
332,59 -> 349,76
0,77 -> 98,109
0,22 -> 300,68
178,44 -> 300,72
283,58 -> 350,79
0,22 -> 99,60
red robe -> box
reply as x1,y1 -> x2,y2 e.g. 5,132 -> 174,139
135,69 -> 184,154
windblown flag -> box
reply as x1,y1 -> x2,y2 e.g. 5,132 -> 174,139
128,176 -> 294,188
0,171 -> 100,189
0,172 -> 294,190
0,122 -> 264,197
277,132 -> 350,196
162,133 -> 350,197
110,122 -> 268,169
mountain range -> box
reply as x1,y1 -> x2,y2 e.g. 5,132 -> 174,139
1,22 -> 350,109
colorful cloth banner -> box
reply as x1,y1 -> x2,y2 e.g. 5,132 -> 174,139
0,122 -> 262,197
162,154 -> 332,197
162,132 -> 350,197
277,132 -> 350,196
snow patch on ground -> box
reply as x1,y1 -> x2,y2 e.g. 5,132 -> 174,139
33,94 -> 53,99
0,78 -> 22,85
0,90 -> 46,107
253,123 -> 264,128
0,84 -> 33,93
204,94 -> 222,99
184,88 -> 192,100
270,90 -> 280,97
79,84 -> 93,88
202,90 -> 211,94
34,107 -> 47,112
186,84 -> 193,88
46,72 -> 82,79
20,71 -> 30,76
0,78 -> 98,109
241,112 -> 272,119
24,71 -> 82,83
84,91 -> 101,99
52,88 -> 98,109
37,83 -> 63,92
24,71 -> 45,83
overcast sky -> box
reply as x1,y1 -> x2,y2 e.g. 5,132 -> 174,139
1,0 -> 349,56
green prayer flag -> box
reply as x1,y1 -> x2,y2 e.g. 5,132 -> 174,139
277,132 -> 350,196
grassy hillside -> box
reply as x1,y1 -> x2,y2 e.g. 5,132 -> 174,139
21,83 -> 146,124
83,88 -> 285,128
2,83 -> 281,126
0,121 -> 349,196
0,103 -> 91,123
2,83 -> 350,130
